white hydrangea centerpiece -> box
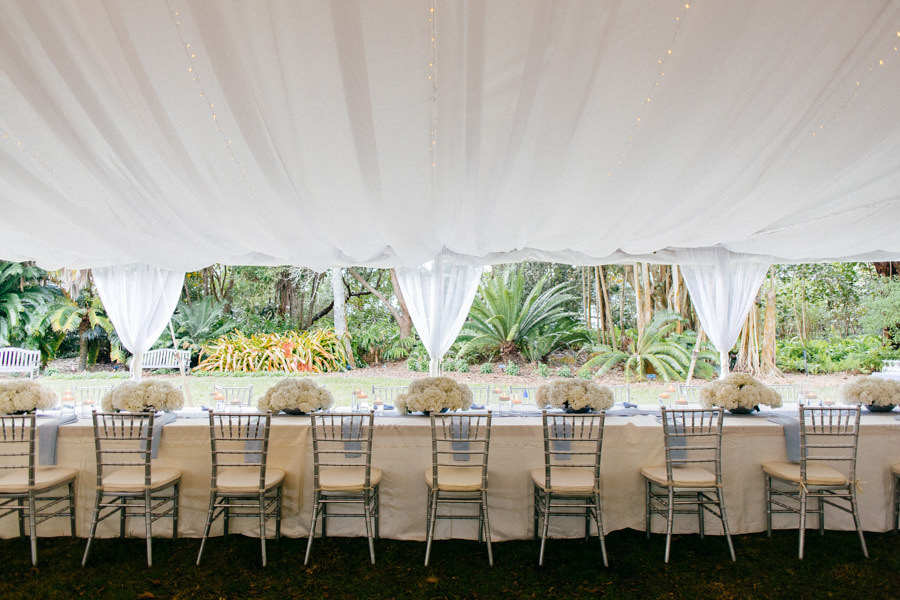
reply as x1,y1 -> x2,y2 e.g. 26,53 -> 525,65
840,377 -> 900,410
395,377 -> 473,414
0,381 -> 57,414
101,380 -> 185,413
699,373 -> 781,412
257,378 -> 333,414
536,379 -> 614,412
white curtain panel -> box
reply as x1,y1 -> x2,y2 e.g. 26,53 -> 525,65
678,248 -> 771,378
2,2 -> 900,271
92,264 -> 185,381
396,255 -> 482,377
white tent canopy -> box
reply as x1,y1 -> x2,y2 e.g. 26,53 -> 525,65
2,1 -> 900,272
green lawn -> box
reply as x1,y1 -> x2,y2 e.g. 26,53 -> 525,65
0,530 -> 895,599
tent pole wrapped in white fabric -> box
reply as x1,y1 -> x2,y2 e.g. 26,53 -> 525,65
1,1 -> 900,272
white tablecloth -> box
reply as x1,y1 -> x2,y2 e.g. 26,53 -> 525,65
6,410 -> 899,540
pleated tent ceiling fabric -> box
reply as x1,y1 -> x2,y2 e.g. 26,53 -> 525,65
1,1 -> 900,271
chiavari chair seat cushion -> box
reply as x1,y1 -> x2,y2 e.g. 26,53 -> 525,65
216,467 -> 285,494
530,467 -> 595,495
640,465 -> 717,488
319,466 -> 382,492
101,466 -> 182,493
0,465 -> 77,494
425,466 -> 483,492
762,461 -> 848,486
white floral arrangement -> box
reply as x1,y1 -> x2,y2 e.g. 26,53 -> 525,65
840,377 -> 900,407
257,378 -> 333,414
101,380 -> 185,412
395,377 -> 473,414
699,373 -> 781,411
536,379 -> 614,412
0,381 -> 57,414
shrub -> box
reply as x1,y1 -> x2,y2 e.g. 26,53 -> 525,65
198,328 -> 349,373
442,358 -> 457,372
480,363 -> 493,374
537,363 -> 550,378
576,367 -> 592,379
557,365 -> 573,378
457,360 -> 470,373
506,362 -> 520,376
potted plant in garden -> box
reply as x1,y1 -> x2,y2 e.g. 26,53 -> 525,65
395,377 -> 473,415
0,380 -> 56,414
699,373 -> 781,414
840,377 -> 900,412
536,379 -> 614,413
257,378 -> 333,415
101,380 -> 184,413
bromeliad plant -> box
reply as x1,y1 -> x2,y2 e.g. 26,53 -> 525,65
198,328 -> 349,373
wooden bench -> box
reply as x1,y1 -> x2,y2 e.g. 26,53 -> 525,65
140,349 -> 191,372
0,347 -> 41,378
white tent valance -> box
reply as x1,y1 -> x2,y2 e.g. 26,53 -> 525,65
1,1 -> 900,271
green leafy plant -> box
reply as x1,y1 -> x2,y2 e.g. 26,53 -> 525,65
459,267 -> 580,362
47,290 -> 117,371
0,261 -> 57,347
580,311 -> 695,382
480,363 -> 493,374
556,365 -> 572,378
537,363 -> 550,378
457,360 -> 470,373
163,298 -> 236,360
505,362 -> 519,376
576,367 -> 592,379
442,358 -> 457,372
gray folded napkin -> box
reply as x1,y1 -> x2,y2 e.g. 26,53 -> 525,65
766,415 -> 800,463
148,412 -> 177,459
343,415 -> 364,458
550,420 -> 573,460
606,407 -> 655,417
451,418 -> 470,462
37,412 -> 78,466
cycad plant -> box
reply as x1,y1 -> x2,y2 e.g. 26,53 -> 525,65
581,311 -> 695,382
164,297 -> 235,360
459,268 -> 579,362
0,261 -> 57,346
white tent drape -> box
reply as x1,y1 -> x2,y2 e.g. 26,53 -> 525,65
396,254 -> 482,377
92,264 -> 185,381
2,2 -> 900,271
677,248 -> 771,378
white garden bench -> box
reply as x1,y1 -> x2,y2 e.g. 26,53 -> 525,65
140,349 -> 191,372
0,347 -> 41,378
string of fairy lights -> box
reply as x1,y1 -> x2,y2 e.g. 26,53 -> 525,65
428,1 -> 438,180
165,1 -> 259,202
608,2 -> 693,178
795,28 -> 900,155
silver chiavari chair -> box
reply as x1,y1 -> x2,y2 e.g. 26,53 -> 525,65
306,410 -> 380,565
197,411 -> 284,567
212,385 -> 253,409
532,410 -> 607,567
370,386 -> 408,408
425,411 -> 493,566
763,405 -> 867,559
77,385 -> 112,416
82,411 -> 181,567
642,407 -> 734,563
0,414 -> 77,565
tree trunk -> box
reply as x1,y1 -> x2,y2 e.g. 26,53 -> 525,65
348,268 -> 414,339
760,267 -> 781,377
331,269 -> 356,367
685,327 -> 706,384
304,272 -> 324,329
735,302 -> 760,375
77,317 -> 90,371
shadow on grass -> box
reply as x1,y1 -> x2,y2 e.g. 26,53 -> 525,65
0,529 -> 897,599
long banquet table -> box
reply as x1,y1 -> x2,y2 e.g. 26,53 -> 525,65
4,409 -> 899,541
